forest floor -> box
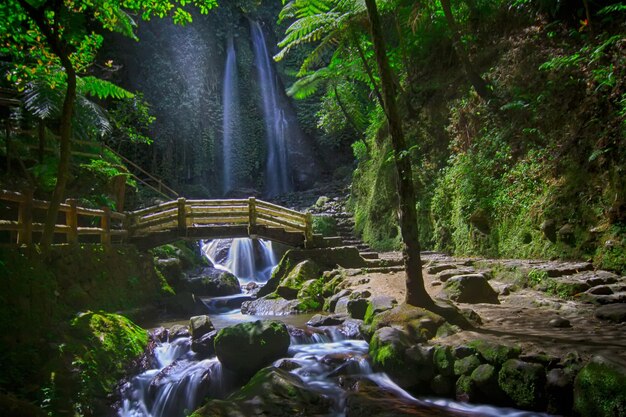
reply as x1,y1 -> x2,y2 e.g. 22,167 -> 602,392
343,252 -> 626,367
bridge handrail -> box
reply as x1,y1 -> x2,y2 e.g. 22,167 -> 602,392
0,192 -> 314,247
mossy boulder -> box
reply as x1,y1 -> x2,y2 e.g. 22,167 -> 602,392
68,311 -> 148,410
454,355 -> 482,376
186,270 -> 241,296
363,296 -> 397,324
498,359 -> 546,410
433,346 -> 455,376
276,260 -> 321,300
214,320 -> 290,377
369,327 -> 433,388
441,274 -> 500,304
189,315 -> 214,340
468,339 -> 521,366
368,304 -> 446,343
295,278 -> 325,312
191,367 -> 333,417
573,356 -> 626,417
471,363 -> 508,405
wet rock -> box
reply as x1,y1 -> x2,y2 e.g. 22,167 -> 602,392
326,289 -> 352,312
456,375 -> 477,402
168,324 -> 189,340
433,346 -> 455,376
498,359 -> 546,410
548,317 -> 571,328
189,315 -> 214,340
274,358 -> 301,371
338,318 -> 364,339
194,367 -> 333,416
546,368 -> 575,415
440,274 -> 500,304
186,269 -> 241,296
471,363 -> 508,405
454,355 -> 482,376
214,320 -> 290,377
363,296 -> 398,324
191,330 -> 217,356
307,313 -> 347,327
240,297 -> 301,315
276,260 -> 321,300
469,340 -> 520,367
594,304 -> 626,323
348,298 -> 369,320
574,356 -> 626,417
453,345 -> 476,359
430,374 -> 453,396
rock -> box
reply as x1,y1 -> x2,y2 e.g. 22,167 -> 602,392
368,304 -> 446,343
369,328 -> 433,388
471,363 -> 507,404
574,356 -> 626,417
363,296 -> 398,324
214,320 -> 290,376
586,285 -> 614,295
296,279 -> 325,312
155,258 -> 183,284
186,269 -> 241,296
334,296 -> 351,315
307,313 -> 346,327
194,367 -> 333,416
347,298 -> 369,320
427,263 -> 457,274
540,219 -> 557,242
437,268 -> 475,282
594,304 -> 626,323
338,318 -> 364,339
557,224 -> 575,245
433,346 -> 455,376
498,359 -> 546,410
276,260 -> 321,299
440,274 -> 500,304
191,330 -> 217,356
548,317 -> 571,328
454,355 -> 482,376
326,289 -> 352,312
241,297 -> 301,315
580,293 -> 626,305
430,374 -> 453,396
469,209 -> 490,234
189,315 -> 214,340
469,340 -> 520,367
456,375 -> 477,402
274,359 -> 301,371
453,345 -> 476,359
168,324 -> 189,340
546,368 -> 575,415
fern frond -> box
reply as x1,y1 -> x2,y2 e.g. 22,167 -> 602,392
78,76 -> 134,100
23,79 -> 64,120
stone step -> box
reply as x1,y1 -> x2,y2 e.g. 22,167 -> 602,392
365,258 -> 404,268
360,251 -> 380,260
362,265 -> 406,273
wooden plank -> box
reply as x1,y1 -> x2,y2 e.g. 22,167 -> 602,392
187,210 -> 249,218
256,206 -> 306,224
129,201 -> 178,216
135,207 -> 178,223
190,216 -> 249,225
177,198 -> 187,234
187,199 -> 249,206
0,220 -> 19,231
133,214 -> 178,230
0,189 -> 24,202
101,207 -> 111,245
257,212 -> 306,231
77,227 -> 106,235
256,199 -> 306,218
76,207 -> 105,216
249,197 -> 257,227
17,190 -> 33,245
66,199 -> 78,243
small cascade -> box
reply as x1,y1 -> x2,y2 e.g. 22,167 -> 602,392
250,21 -> 292,197
118,338 -> 233,417
202,238 -> 277,284
221,36 -> 240,195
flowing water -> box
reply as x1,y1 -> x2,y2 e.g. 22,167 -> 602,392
118,324 -> 549,417
202,238 -> 277,284
250,21 -> 292,197
221,36 -> 240,195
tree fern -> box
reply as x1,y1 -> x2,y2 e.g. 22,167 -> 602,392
78,76 -> 134,100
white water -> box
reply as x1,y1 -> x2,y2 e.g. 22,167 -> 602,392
221,36 -> 240,195
202,238 -> 276,284
250,21 -> 292,197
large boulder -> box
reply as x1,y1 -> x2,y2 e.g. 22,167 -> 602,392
192,367 -> 333,417
594,303 -> 626,323
363,296 -> 398,324
440,274 -> 499,304
573,356 -> 626,417
498,359 -> 546,410
189,315 -> 214,340
186,269 -> 240,296
214,320 -> 290,376
368,304 -> 446,342
276,260 -> 321,299
241,296 -> 301,315
468,339 -> 520,367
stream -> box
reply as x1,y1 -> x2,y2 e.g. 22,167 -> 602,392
118,238 -> 550,416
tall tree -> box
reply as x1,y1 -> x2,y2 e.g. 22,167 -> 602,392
2,0 -> 217,247
363,0 -> 434,308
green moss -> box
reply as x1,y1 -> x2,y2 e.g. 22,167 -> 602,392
574,360 -> 626,417
498,359 -> 546,410
312,215 -> 337,236
468,340 -> 521,366
433,346 -> 455,376
454,355 -> 482,376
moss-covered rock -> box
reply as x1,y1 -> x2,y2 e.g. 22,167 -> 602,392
68,311 -> 148,412
468,339 -> 520,367
454,355 -> 482,376
368,304 -> 446,343
295,278 -> 325,312
189,315 -> 214,340
455,375 -> 477,402
191,367 -> 333,417
214,320 -> 290,377
573,356 -> 626,417
440,274 -> 500,304
433,346 -> 455,376
186,270 -> 240,296
498,359 -> 546,410
276,260 -> 321,300
363,296 -> 397,324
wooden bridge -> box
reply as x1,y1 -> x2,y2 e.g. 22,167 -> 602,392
0,190 -> 337,249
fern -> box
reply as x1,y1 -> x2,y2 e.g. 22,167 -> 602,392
78,76 -> 134,100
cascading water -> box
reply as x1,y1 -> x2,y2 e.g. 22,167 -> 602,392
221,36 -> 240,195
250,21 -> 292,197
202,238 -> 276,284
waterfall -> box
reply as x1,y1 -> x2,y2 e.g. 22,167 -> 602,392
250,21 -> 292,197
202,238 -> 277,284
222,36 -> 240,195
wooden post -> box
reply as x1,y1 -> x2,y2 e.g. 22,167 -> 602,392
5,119 -> 11,175
66,199 -> 78,244
101,207 -> 111,245
248,197 -> 257,237
305,212 -> 314,248
17,190 -> 33,245
177,197 -> 187,236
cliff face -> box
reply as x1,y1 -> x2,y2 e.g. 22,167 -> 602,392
350,4 -> 626,273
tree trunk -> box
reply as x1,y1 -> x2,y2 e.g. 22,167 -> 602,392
364,0 -> 434,309
439,0 -> 493,101
40,61 -> 76,247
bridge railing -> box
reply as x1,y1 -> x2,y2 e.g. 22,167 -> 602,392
0,189 -> 127,245
127,197 -> 314,244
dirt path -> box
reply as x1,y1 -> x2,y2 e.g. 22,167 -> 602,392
342,252 -> 626,367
